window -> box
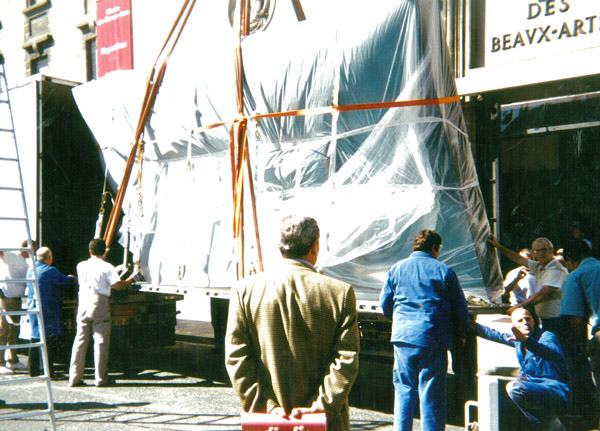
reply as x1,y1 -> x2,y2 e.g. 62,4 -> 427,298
27,12 -> 49,38
86,37 -> 97,81
31,54 -> 49,74
84,0 -> 94,15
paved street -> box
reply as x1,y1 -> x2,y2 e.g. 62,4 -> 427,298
0,335 -> 466,431
0,302 -> 521,431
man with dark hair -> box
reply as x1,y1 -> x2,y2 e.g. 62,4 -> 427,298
225,215 -> 359,431
68,239 -> 136,387
560,239 -> 600,430
412,228 -> 442,252
0,248 -> 29,373
26,247 -> 77,378
20,239 -> 37,260
503,249 -> 537,305
475,306 -> 570,431
380,229 -> 469,431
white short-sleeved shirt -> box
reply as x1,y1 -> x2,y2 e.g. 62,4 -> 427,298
0,252 -> 29,298
76,256 -> 120,298
504,266 -> 537,305
528,258 -> 568,319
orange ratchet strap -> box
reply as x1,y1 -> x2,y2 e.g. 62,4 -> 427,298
192,95 -> 461,134
223,93 -> 460,278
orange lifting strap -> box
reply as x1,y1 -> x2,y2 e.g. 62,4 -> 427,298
103,0 -> 198,249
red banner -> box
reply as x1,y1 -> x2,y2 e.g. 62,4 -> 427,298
96,0 -> 133,78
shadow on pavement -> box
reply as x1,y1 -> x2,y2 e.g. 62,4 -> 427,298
3,401 -> 150,411
109,380 -> 226,388
15,411 -> 242,430
351,419 -> 394,430
133,341 -> 231,385
12,409 -> 393,430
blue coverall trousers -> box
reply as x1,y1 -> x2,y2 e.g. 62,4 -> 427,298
393,342 -> 447,431
506,379 -> 567,426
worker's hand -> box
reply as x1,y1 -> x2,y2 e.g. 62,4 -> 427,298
510,326 -> 528,343
267,406 -> 285,431
468,315 -> 477,331
487,234 -> 500,248
291,408 -> 318,431
289,408 -> 312,419
270,407 -> 286,416
516,268 -> 528,280
130,268 -> 142,282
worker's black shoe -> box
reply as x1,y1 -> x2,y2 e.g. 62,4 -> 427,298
69,380 -> 87,387
96,376 -> 116,387
51,374 -> 67,381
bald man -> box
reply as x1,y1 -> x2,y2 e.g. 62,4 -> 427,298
26,247 -> 77,378
475,307 -> 570,430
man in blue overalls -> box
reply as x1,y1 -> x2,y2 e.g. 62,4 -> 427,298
380,229 -> 469,431
476,307 -> 570,430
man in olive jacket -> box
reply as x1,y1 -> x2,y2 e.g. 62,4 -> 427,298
225,215 -> 360,431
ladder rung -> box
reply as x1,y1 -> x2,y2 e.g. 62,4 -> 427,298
0,376 -> 49,387
0,217 -> 26,222
0,310 -> 43,318
0,341 -> 44,350
0,157 -> 18,162
0,278 -> 35,283
0,128 -> 15,133
0,186 -> 22,191
0,408 -> 54,421
0,247 -> 30,253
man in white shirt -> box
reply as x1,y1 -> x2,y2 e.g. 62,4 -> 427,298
502,248 -> 537,305
68,239 -> 136,387
488,235 -> 568,336
0,250 -> 29,373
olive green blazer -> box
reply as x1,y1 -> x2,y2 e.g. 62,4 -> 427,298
225,259 -> 360,431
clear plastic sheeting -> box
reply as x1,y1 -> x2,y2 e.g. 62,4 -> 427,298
73,0 -> 503,302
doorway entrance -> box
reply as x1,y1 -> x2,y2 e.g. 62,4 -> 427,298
498,91 -> 600,253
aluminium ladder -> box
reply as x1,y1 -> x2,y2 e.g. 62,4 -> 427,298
0,54 -> 56,430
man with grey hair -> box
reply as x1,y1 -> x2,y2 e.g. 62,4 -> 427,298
225,215 -> 359,431
26,246 -> 77,378
488,235 -> 568,336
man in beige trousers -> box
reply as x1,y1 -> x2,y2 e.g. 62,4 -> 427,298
68,239 -> 135,387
